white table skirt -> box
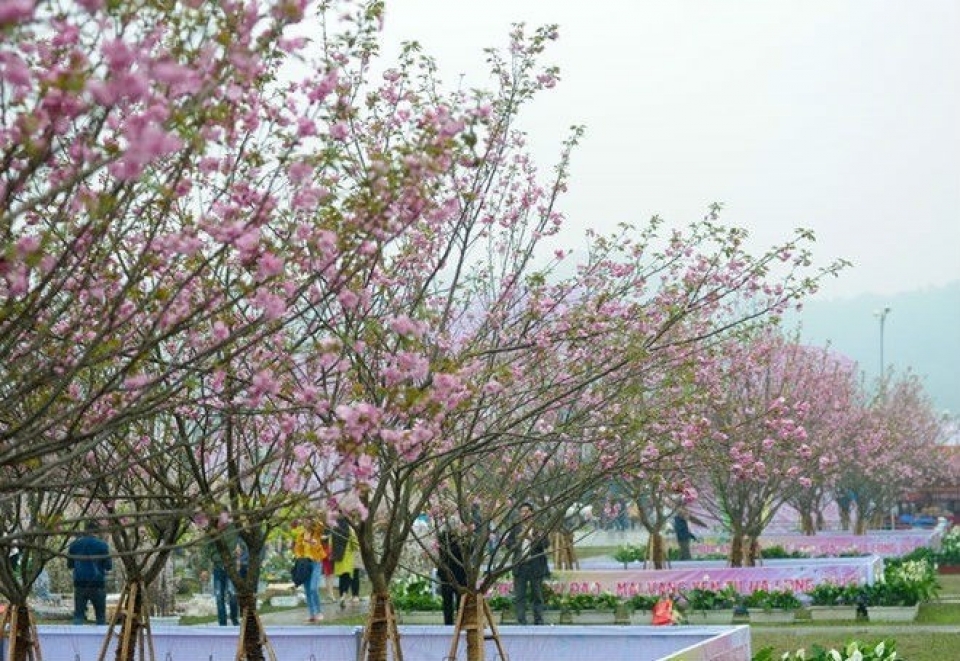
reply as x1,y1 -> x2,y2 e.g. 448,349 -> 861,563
18,623 -> 750,661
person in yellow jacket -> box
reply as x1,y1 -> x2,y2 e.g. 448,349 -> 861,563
292,517 -> 327,622
331,517 -> 360,608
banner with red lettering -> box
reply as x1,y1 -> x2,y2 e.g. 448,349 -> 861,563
492,556 -> 882,597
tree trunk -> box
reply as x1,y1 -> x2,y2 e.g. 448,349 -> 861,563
816,509 -> 825,531
838,500 -> 851,531
729,534 -> 744,567
114,580 -> 147,661
649,531 -> 667,569
800,510 -> 816,536
364,591 -> 397,661
462,593 -> 484,661
7,603 -> 39,661
853,511 -> 868,536
237,592 -> 266,661
745,537 -> 761,567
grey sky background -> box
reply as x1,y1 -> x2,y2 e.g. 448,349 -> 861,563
378,1 -> 960,302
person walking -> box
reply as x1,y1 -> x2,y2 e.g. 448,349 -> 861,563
292,517 -> 327,622
331,517 -> 360,608
67,521 -> 113,625
201,528 -> 240,626
321,528 -> 336,602
505,502 -> 550,625
673,508 -> 704,561
437,527 -> 467,625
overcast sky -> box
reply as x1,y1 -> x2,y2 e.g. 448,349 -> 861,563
377,1 -> 960,301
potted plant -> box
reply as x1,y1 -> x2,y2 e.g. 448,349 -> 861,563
805,582 -> 860,621
626,594 -> 659,624
488,593 -> 515,624
390,575 -> 443,624
542,583 -> 565,624
744,588 -> 800,623
861,557 -> 937,622
559,592 -> 620,624
683,586 -> 738,624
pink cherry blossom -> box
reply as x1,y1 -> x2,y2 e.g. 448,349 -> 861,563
0,0 -> 34,25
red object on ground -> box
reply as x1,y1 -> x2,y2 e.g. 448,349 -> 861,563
651,598 -> 674,625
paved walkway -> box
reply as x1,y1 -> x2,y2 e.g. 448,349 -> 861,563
256,597 -> 369,626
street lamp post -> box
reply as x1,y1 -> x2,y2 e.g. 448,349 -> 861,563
874,305 -> 892,529
875,306 -> 891,382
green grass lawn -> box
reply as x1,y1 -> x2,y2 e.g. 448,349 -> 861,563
937,572 -> 960,595
575,545 -> 619,560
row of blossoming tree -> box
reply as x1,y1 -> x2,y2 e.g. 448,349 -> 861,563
615,326 -> 948,571
0,1 -> 944,661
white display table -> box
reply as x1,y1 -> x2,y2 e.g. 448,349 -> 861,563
13,623 -> 751,661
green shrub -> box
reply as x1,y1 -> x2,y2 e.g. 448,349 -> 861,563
613,544 -> 645,566
744,588 -> 801,610
625,594 -> 659,611
561,591 -> 621,613
760,545 -> 807,559
867,557 -> 939,606
686,586 -> 739,612
542,583 -> 563,609
487,593 -> 512,612
562,592 -> 598,613
390,575 -> 442,611
934,526 -> 960,565
593,591 -> 621,609
805,582 -> 861,606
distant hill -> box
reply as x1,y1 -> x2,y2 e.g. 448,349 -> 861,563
785,280 -> 960,415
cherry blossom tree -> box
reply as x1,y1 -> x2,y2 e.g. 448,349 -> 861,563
81,418 -> 209,661
777,349 -> 863,535
611,376 -> 709,569
0,474 -> 78,661
836,371 -> 947,534
0,0 -> 460,657
692,331 -> 829,566
1,3 -> 854,661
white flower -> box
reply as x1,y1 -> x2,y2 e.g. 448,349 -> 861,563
850,650 -> 863,661
874,641 -> 885,657
828,650 -> 842,661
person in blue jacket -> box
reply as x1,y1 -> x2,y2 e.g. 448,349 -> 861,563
67,521 -> 113,625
